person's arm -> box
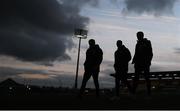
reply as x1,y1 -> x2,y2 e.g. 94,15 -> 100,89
98,49 -> 103,65
114,51 -> 118,72
114,51 -> 117,67
148,40 -> 153,62
127,48 -> 132,62
132,44 -> 137,64
84,49 -> 89,66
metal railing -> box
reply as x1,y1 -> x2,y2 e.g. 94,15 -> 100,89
110,71 -> 180,80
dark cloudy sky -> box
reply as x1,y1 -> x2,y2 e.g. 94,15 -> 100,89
0,0 -> 96,62
0,0 -> 179,88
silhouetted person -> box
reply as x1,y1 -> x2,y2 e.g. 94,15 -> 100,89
79,39 -> 103,98
132,31 -> 153,96
114,40 -> 132,97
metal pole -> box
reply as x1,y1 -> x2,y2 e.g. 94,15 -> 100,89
75,37 -> 82,89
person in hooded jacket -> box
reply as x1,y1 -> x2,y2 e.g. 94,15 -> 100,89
79,39 -> 103,98
132,31 -> 153,96
114,40 -> 132,97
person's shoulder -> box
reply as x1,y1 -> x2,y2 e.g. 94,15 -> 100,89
87,47 -> 91,50
99,47 -> 103,54
136,41 -> 141,45
86,48 -> 91,52
115,49 -> 118,53
96,45 -> 103,52
122,45 -> 129,50
144,38 -> 151,42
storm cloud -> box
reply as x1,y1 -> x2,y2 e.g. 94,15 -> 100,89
123,0 -> 176,16
0,0 -> 97,62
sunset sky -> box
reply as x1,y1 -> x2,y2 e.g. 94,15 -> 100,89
0,0 -> 180,88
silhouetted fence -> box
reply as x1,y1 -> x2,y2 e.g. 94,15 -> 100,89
110,71 -> 180,80
110,71 -> 180,87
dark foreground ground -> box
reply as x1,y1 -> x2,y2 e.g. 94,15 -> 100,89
1,85 -> 180,110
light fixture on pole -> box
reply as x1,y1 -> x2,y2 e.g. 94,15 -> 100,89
74,29 -> 88,89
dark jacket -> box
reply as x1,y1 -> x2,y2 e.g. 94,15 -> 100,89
132,38 -> 153,67
84,45 -> 103,71
114,45 -> 131,72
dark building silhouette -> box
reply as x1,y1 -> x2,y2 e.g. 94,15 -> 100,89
0,78 -> 26,95
114,40 -> 132,97
132,31 -> 153,95
79,39 -> 103,98
0,78 -> 21,87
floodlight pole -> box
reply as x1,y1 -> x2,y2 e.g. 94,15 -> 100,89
75,37 -> 82,89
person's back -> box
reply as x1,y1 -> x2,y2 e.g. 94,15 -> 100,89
84,44 -> 103,71
84,45 -> 97,69
143,38 -> 153,65
114,45 -> 131,71
94,44 -> 103,68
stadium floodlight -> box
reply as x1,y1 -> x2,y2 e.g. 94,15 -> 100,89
74,29 -> 88,39
74,29 -> 88,89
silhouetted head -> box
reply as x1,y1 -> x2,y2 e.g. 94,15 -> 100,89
89,39 -> 95,47
137,31 -> 144,41
116,40 -> 122,48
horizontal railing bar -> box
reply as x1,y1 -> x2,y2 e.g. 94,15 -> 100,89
110,71 -> 180,79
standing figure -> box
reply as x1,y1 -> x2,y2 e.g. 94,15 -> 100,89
132,31 -> 153,96
79,39 -> 103,98
114,40 -> 132,97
